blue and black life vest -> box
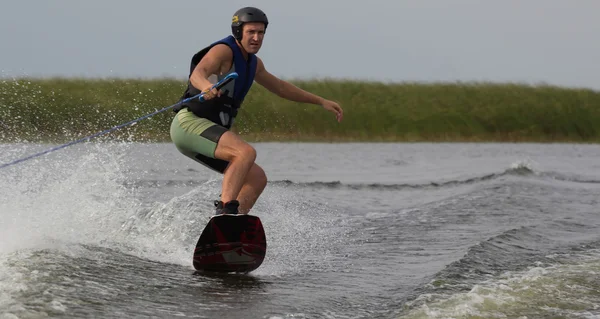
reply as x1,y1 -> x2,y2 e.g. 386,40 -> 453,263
175,35 -> 257,129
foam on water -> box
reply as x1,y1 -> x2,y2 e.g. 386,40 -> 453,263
402,249 -> 600,319
1,143 -> 221,262
0,142 -> 142,315
1,141 -> 341,255
1,143 -> 133,252
0,142 -> 348,316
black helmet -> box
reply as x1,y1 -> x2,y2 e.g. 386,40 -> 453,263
231,7 -> 268,41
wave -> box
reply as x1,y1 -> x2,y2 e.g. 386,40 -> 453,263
427,221 -> 600,289
538,171 -> 600,184
123,162 -> 600,192
401,243 -> 600,319
399,222 -> 600,318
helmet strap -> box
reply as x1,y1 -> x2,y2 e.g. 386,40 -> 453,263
235,37 -> 249,58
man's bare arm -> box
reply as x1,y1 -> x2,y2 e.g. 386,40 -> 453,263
254,57 -> 343,122
254,57 -> 324,105
190,44 -> 232,97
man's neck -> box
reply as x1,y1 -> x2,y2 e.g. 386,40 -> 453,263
235,40 -> 249,61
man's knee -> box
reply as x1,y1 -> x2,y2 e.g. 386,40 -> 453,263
238,143 -> 257,163
215,132 -> 257,163
225,142 -> 256,163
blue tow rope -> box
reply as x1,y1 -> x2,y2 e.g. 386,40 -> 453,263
0,72 -> 238,170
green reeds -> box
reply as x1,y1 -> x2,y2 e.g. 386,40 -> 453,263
1,77 -> 598,143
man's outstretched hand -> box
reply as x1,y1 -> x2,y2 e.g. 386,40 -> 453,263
321,99 -> 344,123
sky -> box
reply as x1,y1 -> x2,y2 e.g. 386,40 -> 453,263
1,0 -> 599,89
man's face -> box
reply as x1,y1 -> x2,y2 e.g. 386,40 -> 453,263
240,22 -> 265,54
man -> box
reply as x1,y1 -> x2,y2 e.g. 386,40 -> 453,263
170,7 -> 343,215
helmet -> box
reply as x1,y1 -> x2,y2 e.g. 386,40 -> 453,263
231,7 -> 269,41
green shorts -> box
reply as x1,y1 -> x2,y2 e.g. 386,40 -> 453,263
170,108 -> 230,173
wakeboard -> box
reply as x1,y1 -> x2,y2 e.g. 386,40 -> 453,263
193,214 -> 267,273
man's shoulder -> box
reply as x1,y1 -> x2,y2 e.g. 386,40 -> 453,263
210,43 -> 233,52
206,43 -> 234,59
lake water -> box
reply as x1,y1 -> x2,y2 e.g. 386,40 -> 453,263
1,142 -> 599,318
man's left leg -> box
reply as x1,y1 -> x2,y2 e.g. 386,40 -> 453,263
236,163 -> 267,214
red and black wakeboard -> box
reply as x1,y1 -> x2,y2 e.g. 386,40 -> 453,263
193,214 -> 267,273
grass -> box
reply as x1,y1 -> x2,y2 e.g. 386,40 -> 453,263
1,77 -> 599,143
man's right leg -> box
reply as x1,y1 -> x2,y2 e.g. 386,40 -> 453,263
170,109 -> 259,214
236,163 -> 268,214
170,110 -> 233,214
214,131 -> 257,205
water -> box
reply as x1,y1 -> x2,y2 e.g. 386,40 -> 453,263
1,142 -> 599,318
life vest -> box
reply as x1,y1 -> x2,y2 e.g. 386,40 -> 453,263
175,35 -> 257,128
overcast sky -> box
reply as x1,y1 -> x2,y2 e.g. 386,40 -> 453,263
1,0 -> 599,89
